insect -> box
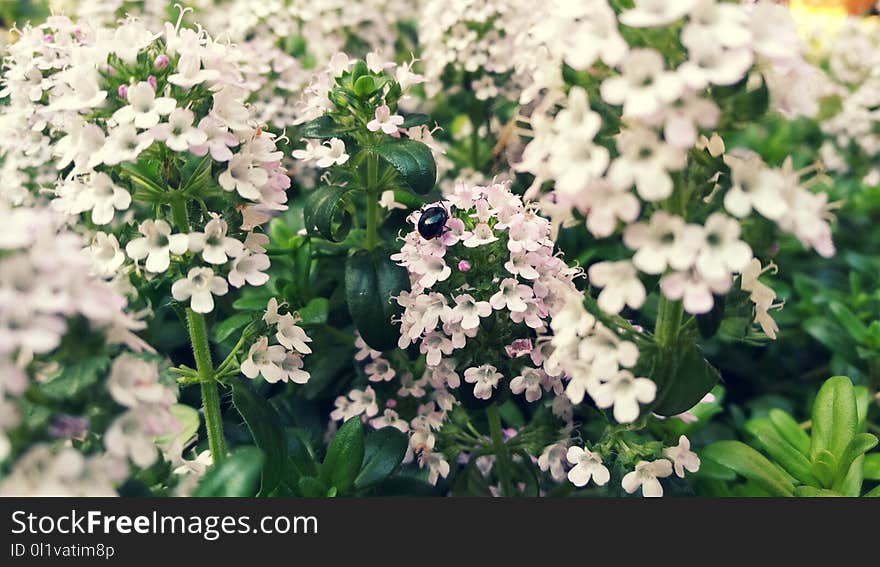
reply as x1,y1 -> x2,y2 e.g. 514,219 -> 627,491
417,204 -> 450,240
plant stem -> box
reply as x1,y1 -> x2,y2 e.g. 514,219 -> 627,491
170,198 -> 190,232
487,403 -> 514,497
185,308 -> 227,464
654,295 -> 683,349
365,152 -> 379,251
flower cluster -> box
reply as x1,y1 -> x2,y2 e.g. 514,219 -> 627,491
0,13 -> 288,314
240,298 -> 312,385
0,201 -> 179,493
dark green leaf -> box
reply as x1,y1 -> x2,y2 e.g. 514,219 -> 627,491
193,447 -> 263,497
231,380 -> 288,496
321,417 -> 365,495
303,186 -> 356,242
829,302 -> 867,343
793,486 -> 843,497
400,113 -> 431,128
345,247 -> 409,351
296,476 -> 328,497
701,441 -> 795,496
299,116 -> 352,139
373,139 -> 437,195
355,427 -> 408,490
40,356 -> 110,400
298,297 -> 330,325
652,341 -> 720,416
696,294 -> 725,339
212,313 -> 252,343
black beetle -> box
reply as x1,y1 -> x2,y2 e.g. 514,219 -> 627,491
417,204 -> 449,240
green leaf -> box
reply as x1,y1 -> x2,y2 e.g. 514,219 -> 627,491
286,427 -> 319,478
701,441 -> 796,496
232,295 -> 269,311
179,154 -> 214,195
810,376 -> 858,463
803,317 -> 859,363
40,356 -> 110,400
231,380 -> 288,497
811,449 -> 838,488
829,302 -> 867,343
696,294 -> 725,339
299,116 -> 352,139
767,409 -> 811,456
212,313 -> 252,343
354,427 -> 408,490
833,433 -> 878,490
400,113 -> 431,128
353,75 -> 376,97
321,417 -> 365,495
296,476 -> 329,497
746,418 -> 819,485
193,447 -> 263,497
345,247 -> 409,351
651,341 -> 720,416
865,484 -> 880,497
298,297 -> 330,325
119,162 -> 166,198
837,454 -> 864,497
303,186 -> 356,242
793,486 -> 843,497
864,453 -> 880,480
373,139 -> 437,195
155,404 -> 200,450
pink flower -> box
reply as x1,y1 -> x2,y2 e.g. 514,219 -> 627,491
367,104 -> 404,135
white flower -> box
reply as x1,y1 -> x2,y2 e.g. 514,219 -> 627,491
125,219 -> 189,273
588,260 -> 646,314
679,31 -> 753,89
448,294 -> 492,330
664,436 -> 701,478
379,190 -> 406,210
510,367 -> 545,402
151,108 -> 208,152
591,370 -> 656,423
622,459 -> 673,497
227,252 -> 270,288
112,81 -> 176,129
241,336 -> 287,383
566,446 -> 610,487
82,172 -> 131,225
276,314 -> 312,354
538,442 -> 569,482
608,127 -> 686,201
315,138 -> 349,168
723,152 -> 788,220
168,54 -> 220,88
619,0 -> 697,27
280,352 -> 309,384
187,215 -> 244,264
420,451 -> 450,486
190,116 -> 239,162
489,278 -> 533,312
660,269 -> 731,314
219,154 -> 268,200
370,409 -> 410,433
106,354 -> 171,408
171,267 -> 229,314
623,212 -> 701,275
463,364 -> 502,400
600,49 -> 683,118
367,104 -> 404,135
102,124 -> 154,165
86,232 -> 125,277
694,213 -> 752,281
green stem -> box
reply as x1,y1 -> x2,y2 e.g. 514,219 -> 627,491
487,403 -> 514,497
365,152 -> 380,250
170,198 -> 190,232
186,308 -> 227,464
654,295 -> 683,349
